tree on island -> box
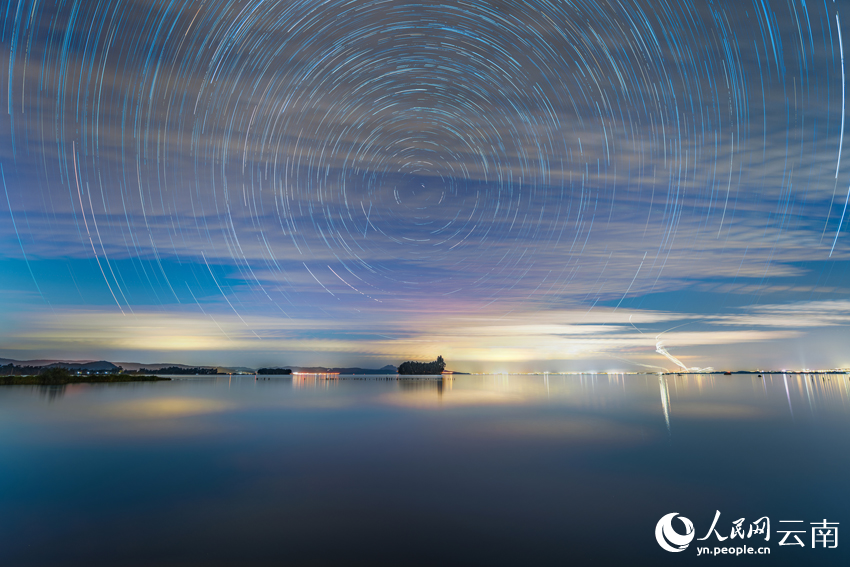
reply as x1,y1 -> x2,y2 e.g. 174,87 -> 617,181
397,356 -> 446,375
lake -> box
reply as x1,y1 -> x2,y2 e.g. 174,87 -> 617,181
0,373 -> 847,565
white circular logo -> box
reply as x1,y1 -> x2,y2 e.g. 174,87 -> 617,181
655,512 -> 695,552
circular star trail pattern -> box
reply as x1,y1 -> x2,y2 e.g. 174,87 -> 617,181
2,0 -> 849,315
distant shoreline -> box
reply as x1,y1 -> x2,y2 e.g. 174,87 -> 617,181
662,370 -> 850,376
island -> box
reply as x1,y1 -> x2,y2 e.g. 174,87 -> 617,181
132,366 -> 219,375
257,367 -> 292,375
0,368 -> 170,386
397,356 -> 446,375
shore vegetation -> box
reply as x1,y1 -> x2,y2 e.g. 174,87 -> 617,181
0,368 -> 170,385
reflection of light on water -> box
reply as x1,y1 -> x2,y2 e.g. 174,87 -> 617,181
385,377 -> 524,408
281,371 -> 850,419
662,373 -> 850,420
103,397 -> 232,419
292,374 -> 339,390
783,374 -> 794,419
790,373 -> 850,416
386,373 -> 637,409
803,374 -> 815,415
659,376 -> 671,434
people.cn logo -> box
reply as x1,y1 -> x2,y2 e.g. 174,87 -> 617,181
655,513 -> 695,552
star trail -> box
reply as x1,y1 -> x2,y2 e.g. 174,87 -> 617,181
2,0 -> 850,371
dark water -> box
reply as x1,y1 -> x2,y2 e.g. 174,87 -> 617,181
0,373 -> 847,566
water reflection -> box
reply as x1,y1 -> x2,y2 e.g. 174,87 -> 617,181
1,373 -> 850,566
37,384 -> 66,402
397,376 -> 451,400
290,373 -> 454,401
5,372 -> 850,427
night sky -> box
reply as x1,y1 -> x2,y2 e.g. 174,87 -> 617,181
2,0 -> 850,371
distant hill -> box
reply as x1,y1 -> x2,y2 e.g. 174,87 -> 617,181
133,366 -> 219,375
0,359 -> 120,372
117,361 -> 210,371
118,362 -> 254,374
0,358 -> 100,367
1,358 -> 403,376
48,361 -> 120,372
1,360 -> 120,376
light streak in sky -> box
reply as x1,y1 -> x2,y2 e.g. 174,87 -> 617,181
72,141 -> 127,315
832,12 -> 848,258
1,163 -> 44,302
203,251 -> 261,339
656,341 -> 688,372
836,13 -> 846,180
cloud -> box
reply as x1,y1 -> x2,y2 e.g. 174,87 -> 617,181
715,300 -> 850,328
0,302 -> 815,370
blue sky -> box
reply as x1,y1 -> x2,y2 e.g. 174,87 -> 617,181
2,0 -> 850,371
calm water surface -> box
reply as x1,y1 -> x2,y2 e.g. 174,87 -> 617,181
0,373 -> 848,566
